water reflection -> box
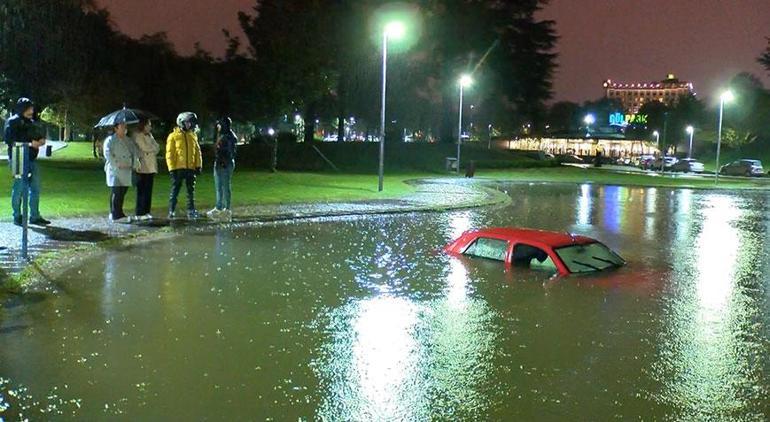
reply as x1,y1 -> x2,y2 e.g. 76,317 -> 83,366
576,184 -> 592,226
316,257 -> 496,420
657,194 -> 769,418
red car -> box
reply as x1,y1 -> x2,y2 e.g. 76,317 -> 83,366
445,228 -> 625,276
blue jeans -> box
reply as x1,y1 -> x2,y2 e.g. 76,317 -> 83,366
11,160 -> 41,220
214,163 -> 234,210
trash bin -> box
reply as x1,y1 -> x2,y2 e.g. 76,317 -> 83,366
445,157 -> 458,172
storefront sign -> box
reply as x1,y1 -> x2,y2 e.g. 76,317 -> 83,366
609,112 -> 648,126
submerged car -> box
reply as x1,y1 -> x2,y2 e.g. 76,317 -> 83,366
445,228 -> 625,276
719,159 -> 764,177
671,158 -> 705,173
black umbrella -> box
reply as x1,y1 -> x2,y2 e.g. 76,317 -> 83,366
94,107 -> 158,128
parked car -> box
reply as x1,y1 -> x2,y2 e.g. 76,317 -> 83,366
719,159 -> 765,177
615,157 -> 632,166
671,158 -> 705,173
558,154 -> 584,164
636,155 -> 656,170
445,227 -> 625,276
652,156 -> 679,171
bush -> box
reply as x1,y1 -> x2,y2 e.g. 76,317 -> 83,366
229,141 -> 555,173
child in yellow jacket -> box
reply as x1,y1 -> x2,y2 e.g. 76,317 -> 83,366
166,112 -> 202,219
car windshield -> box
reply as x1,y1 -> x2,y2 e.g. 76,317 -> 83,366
554,242 -> 624,273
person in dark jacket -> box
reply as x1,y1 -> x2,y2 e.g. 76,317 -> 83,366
4,97 -> 50,226
207,117 -> 237,220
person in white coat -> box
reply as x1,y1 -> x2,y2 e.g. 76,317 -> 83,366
132,119 -> 159,219
103,122 -> 139,221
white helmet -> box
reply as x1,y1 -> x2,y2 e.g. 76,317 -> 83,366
176,112 -> 198,130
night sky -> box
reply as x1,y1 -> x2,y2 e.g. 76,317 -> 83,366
98,0 -> 770,102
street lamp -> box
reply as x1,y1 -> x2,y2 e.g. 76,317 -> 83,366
268,128 -> 277,172
653,130 -> 660,145
456,74 -> 473,174
715,90 -> 734,184
378,21 -> 406,192
686,125 -> 694,159
584,114 -> 595,137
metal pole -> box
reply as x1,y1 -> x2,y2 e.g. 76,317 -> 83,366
378,32 -> 388,192
716,99 -> 724,184
456,84 -> 464,175
487,124 -> 492,150
20,144 -> 29,260
272,136 -> 278,172
688,131 -> 694,159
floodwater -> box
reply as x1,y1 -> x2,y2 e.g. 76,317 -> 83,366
2,183 -> 770,420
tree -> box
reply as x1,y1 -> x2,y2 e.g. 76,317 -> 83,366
237,0 -> 558,142
546,101 -> 580,133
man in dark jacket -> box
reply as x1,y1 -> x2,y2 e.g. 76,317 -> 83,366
4,97 -> 50,226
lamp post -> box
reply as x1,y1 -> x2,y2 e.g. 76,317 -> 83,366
584,114 -> 595,137
378,21 -> 405,192
686,125 -> 694,159
268,128 -> 277,172
457,74 -> 473,174
715,90 -> 734,184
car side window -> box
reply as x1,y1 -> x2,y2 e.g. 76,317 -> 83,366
463,237 -> 509,262
512,244 -> 558,272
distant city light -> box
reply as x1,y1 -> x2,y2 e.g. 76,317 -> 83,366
267,128 -> 275,136
584,114 -> 595,125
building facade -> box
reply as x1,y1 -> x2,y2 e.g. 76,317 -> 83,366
498,137 -> 659,158
604,74 -> 694,114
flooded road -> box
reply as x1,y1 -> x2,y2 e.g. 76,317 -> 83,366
2,183 -> 770,420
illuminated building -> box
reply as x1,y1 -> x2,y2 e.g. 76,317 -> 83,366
603,74 -> 695,114
496,135 -> 659,158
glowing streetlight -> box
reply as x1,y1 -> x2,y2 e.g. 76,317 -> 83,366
456,74 -> 473,174
653,130 -> 660,145
378,20 -> 406,192
584,114 -> 595,137
686,125 -> 694,159
715,90 -> 734,184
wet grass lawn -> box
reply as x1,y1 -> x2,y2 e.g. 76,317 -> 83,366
0,143 -> 422,220
2,142 -> 770,220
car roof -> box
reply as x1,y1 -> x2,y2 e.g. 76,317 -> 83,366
467,228 -> 596,248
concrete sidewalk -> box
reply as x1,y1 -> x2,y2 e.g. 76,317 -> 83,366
0,178 -> 506,280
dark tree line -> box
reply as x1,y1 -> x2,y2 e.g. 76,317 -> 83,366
236,0 -> 558,142
1,0 -> 558,143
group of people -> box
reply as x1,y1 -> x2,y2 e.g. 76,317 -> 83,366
103,111 -> 238,222
4,96 -> 239,226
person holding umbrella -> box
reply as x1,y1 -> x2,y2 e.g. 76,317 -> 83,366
166,112 -> 202,220
132,119 -> 159,219
103,121 -> 139,222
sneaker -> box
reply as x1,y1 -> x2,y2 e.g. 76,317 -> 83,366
187,209 -> 200,220
206,208 -> 221,219
223,209 -> 233,221
13,216 -> 22,227
29,217 -> 51,226
168,212 -> 177,220
110,216 -> 129,223
142,214 -> 153,221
